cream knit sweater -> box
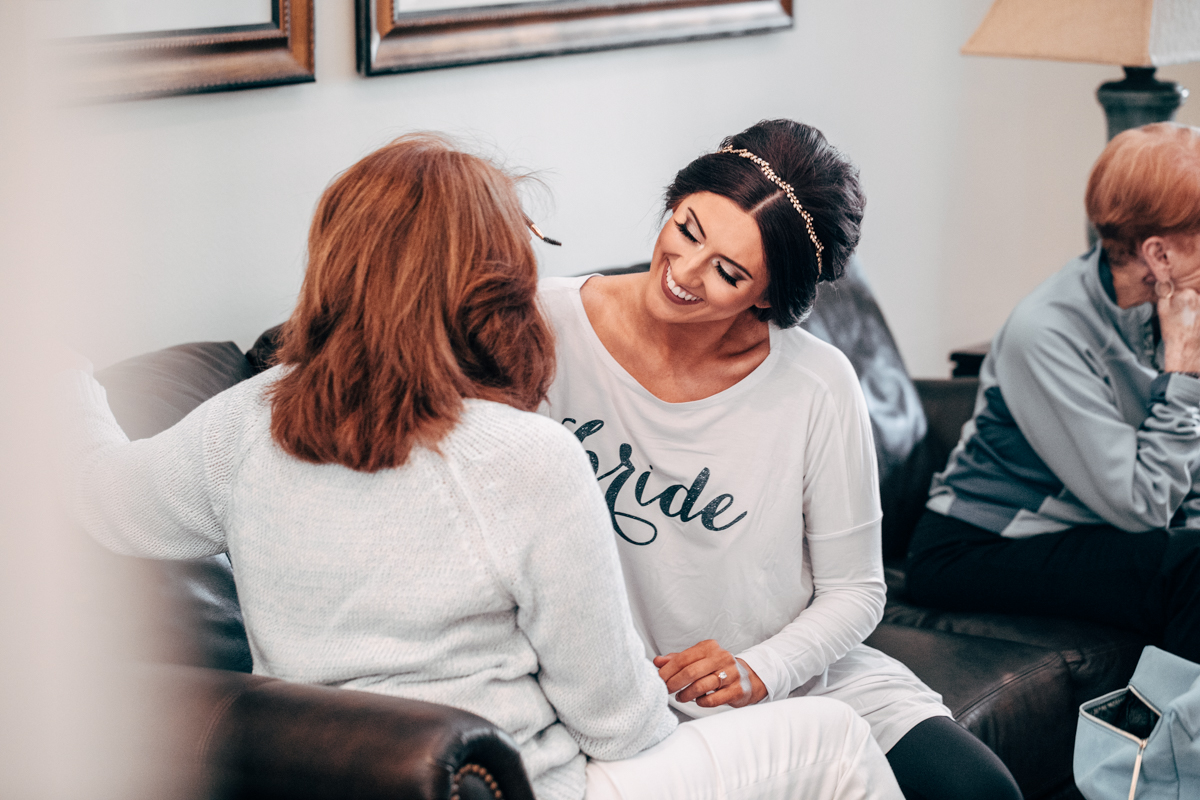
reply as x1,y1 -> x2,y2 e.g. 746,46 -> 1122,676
68,366 -> 676,800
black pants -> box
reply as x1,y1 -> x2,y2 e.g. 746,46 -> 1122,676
887,716 -> 1023,800
906,510 -> 1200,662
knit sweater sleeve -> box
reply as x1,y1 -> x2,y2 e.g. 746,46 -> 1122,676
458,414 -> 676,762
997,315 -> 1200,531
65,369 -> 247,558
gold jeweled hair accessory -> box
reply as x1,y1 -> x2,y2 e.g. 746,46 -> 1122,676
718,145 -> 824,273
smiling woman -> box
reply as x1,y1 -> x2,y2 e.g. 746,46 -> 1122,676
659,194 -> 766,307
538,119 -> 1025,800
662,194 -> 763,297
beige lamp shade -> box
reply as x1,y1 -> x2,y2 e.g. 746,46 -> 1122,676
963,0 -> 1200,67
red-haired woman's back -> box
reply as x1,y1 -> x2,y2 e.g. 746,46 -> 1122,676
73,358 -> 670,797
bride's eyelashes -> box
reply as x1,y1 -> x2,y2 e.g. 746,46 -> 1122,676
674,221 -> 741,287
714,263 -> 739,287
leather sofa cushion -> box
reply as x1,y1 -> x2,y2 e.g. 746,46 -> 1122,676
95,341 -> 255,673
882,595 -> 1144,709
245,325 -> 283,375
96,341 -> 255,440
911,377 -> 979,482
801,260 -> 931,561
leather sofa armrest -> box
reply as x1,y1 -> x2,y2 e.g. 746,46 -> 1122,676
913,378 -> 979,470
151,664 -> 535,800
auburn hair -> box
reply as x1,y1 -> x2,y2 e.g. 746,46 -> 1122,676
269,134 -> 554,472
1087,122 -> 1200,266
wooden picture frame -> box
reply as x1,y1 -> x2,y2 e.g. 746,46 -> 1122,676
64,0 -> 314,103
357,0 -> 792,75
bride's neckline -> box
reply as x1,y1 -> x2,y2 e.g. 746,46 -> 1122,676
569,274 -> 779,407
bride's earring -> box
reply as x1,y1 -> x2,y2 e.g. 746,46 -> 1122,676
1156,279 -> 1176,300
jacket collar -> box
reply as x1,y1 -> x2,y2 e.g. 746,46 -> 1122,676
1084,246 -> 1160,369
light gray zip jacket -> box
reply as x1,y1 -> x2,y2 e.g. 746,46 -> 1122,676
928,246 -> 1200,537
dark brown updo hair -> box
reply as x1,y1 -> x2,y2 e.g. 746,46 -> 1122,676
664,119 -> 865,327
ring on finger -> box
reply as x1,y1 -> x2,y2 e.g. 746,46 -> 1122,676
703,671 -> 730,697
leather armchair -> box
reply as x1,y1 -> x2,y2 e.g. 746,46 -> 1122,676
202,669 -> 532,800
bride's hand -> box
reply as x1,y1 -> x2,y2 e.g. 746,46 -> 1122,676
653,639 -> 768,708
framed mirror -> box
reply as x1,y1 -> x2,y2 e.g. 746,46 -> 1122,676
58,0 -> 314,102
357,0 -> 792,75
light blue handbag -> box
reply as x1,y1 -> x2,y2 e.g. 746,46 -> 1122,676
1074,646 -> 1200,800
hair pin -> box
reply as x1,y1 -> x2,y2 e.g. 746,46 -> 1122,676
528,220 -> 562,247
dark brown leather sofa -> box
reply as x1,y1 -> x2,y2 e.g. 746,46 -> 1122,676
91,259 -> 1146,799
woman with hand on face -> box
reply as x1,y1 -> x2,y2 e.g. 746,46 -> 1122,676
64,134 -> 903,800
907,123 -> 1200,666
538,119 -> 1023,800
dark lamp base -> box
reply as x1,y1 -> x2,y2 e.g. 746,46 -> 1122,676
1096,66 -> 1188,141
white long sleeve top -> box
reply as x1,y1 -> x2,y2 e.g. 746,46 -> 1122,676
538,277 -> 887,712
66,366 -> 676,800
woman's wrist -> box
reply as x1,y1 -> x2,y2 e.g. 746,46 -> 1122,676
1160,347 -> 1200,373
735,658 -> 769,705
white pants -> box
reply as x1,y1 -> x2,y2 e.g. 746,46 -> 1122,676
585,696 -> 903,800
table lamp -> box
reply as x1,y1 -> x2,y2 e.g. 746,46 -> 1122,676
962,0 -> 1200,140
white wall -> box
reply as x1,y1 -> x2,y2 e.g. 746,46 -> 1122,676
34,0 -> 1200,376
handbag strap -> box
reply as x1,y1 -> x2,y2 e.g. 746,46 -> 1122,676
1129,740 -> 1146,800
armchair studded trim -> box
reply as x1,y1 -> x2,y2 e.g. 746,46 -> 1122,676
452,763 -> 504,800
